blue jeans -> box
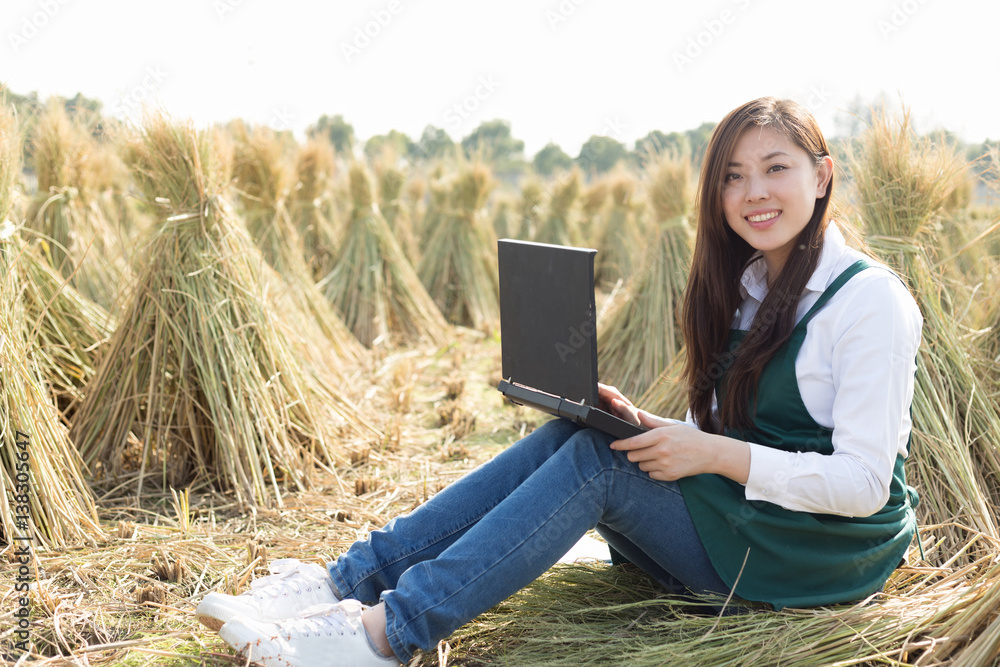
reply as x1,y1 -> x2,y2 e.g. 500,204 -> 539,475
328,419 -> 728,662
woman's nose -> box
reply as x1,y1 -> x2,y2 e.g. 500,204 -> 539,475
744,175 -> 768,201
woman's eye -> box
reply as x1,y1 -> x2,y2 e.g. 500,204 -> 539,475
724,173 -> 740,182
767,164 -> 787,173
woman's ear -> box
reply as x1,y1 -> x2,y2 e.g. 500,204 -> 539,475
815,155 -> 834,198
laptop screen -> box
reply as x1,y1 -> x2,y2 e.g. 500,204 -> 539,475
497,239 -> 599,406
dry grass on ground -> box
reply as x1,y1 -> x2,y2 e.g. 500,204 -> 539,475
0,328 -> 550,666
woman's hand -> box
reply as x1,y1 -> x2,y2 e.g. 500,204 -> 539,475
597,383 -> 640,425
610,413 -> 751,484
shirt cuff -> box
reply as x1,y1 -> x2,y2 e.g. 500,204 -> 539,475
744,443 -> 793,503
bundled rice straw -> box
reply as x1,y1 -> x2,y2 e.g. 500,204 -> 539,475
533,169 -> 582,247
230,121 -> 300,272
0,107 -> 101,548
71,115 -> 376,507
850,107 -> 1000,559
231,123 -> 363,364
320,162 -> 448,348
447,538 -> 1000,666
598,153 -> 693,398
593,172 -> 643,289
18,237 -> 114,418
491,196 -> 518,240
404,173 -> 428,243
291,137 -> 340,281
418,162 -> 500,331
26,102 -> 128,308
579,178 -> 609,245
518,179 -> 544,241
377,161 -> 419,265
417,174 -> 450,253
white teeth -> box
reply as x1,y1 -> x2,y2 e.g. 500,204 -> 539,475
748,212 -> 779,223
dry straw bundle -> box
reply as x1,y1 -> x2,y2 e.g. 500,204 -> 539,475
579,178 -> 610,244
0,107 -> 101,547
17,238 -> 114,418
417,173 -> 450,252
448,545 -> 1000,666
491,195 -> 518,240
418,162 -> 500,331
598,153 -> 693,399
71,115 -> 375,507
533,169 -> 582,247
291,137 -> 340,281
26,102 -> 128,308
850,108 -> 1000,557
230,121 -> 300,272
321,162 -> 448,348
377,161 -> 420,265
593,172 -> 644,289
231,123 -> 363,364
517,179 -> 545,241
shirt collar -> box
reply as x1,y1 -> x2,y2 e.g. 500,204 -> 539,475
738,222 -> 848,301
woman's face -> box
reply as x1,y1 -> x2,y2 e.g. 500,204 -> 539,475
722,126 -> 833,278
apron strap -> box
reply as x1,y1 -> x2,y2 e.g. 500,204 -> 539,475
797,258 -> 873,327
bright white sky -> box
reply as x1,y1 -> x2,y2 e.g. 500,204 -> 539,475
2,0 -> 998,157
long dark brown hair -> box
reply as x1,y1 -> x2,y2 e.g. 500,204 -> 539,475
682,97 -> 833,434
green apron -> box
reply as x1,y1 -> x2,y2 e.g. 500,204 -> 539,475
678,259 -> 918,609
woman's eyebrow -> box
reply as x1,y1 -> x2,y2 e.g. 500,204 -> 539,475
728,151 -> 790,167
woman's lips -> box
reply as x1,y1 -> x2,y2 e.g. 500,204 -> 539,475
745,210 -> 780,230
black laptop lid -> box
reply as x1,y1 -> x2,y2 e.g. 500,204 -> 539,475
498,239 -> 599,406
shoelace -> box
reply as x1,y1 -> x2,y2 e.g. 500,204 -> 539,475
249,560 -> 326,599
279,604 -> 363,638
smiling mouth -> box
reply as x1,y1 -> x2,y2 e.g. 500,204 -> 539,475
746,211 -> 780,224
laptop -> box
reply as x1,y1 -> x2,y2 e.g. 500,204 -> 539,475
495,238 -> 649,440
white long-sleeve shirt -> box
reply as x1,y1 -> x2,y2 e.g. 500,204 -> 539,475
691,223 -> 922,518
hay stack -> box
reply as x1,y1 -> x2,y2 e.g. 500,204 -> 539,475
320,162 -> 448,348
404,174 -> 427,241
377,162 -> 419,265
18,237 -> 114,418
71,115 -> 376,507
851,108 -> 1000,558
579,179 -> 610,245
231,121 -> 300,272
232,123 -> 363,364
448,550 -> 1000,666
533,169 -> 582,247
26,102 -> 128,308
593,172 -> 643,289
417,174 -> 450,253
418,163 -> 500,331
598,153 -> 693,398
491,196 -> 518,240
291,137 -> 340,281
0,107 -> 101,548
518,180 -> 544,241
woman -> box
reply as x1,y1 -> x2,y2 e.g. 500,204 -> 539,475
197,97 -> 921,666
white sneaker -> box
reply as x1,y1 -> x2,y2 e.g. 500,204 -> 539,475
219,600 -> 400,666
196,559 -> 340,632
